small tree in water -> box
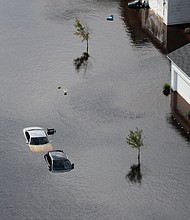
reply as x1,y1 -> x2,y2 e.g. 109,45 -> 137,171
126,128 -> 144,166
73,18 -> 90,71
74,18 -> 89,55
126,128 -> 144,183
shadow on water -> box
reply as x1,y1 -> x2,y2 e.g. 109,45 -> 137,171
120,0 -> 190,54
29,144 -> 53,152
120,0 -> 150,47
166,91 -> 190,142
73,52 -> 93,75
73,52 -> 89,70
126,163 -> 142,183
167,115 -> 190,143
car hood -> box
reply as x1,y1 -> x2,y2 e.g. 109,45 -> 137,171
29,143 -> 53,152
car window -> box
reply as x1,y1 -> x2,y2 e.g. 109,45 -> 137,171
30,137 -> 49,145
25,132 -> 30,142
53,159 -> 72,170
46,154 -> 51,165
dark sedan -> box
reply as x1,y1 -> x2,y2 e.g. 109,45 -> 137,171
44,150 -> 74,172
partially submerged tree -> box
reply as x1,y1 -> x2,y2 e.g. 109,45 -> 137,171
74,18 -> 89,54
126,128 -> 144,166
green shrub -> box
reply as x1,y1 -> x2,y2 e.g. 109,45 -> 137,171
163,83 -> 170,91
184,27 -> 190,34
187,110 -> 190,119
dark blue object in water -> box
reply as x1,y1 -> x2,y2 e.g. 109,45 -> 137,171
107,15 -> 113,21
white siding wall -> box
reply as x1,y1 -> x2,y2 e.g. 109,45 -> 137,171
171,62 -> 190,104
148,0 -> 163,17
148,0 -> 190,25
148,0 -> 168,23
168,0 -> 190,25
171,64 -> 177,91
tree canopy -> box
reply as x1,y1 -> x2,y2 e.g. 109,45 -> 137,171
126,128 -> 143,149
126,128 -> 144,165
74,18 -> 89,54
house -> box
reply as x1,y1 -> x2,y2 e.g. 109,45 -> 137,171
167,43 -> 190,105
148,0 -> 190,25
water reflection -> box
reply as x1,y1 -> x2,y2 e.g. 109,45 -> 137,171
162,90 -> 170,96
126,163 -> 142,183
120,0 -> 190,53
141,9 -> 190,53
29,143 -> 53,152
73,52 -> 90,71
167,115 -> 190,142
120,0 -> 150,47
162,85 -> 171,96
168,92 -> 190,139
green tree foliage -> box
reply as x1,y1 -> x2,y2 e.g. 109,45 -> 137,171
126,128 -> 144,165
74,18 -> 89,54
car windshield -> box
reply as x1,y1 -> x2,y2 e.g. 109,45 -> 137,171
30,137 -> 49,145
53,159 -> 72,170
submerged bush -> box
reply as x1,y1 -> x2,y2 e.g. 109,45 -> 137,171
187,110 -> 190,120
163,83 -> 171,96
184,27 -> 190,34
163,83 -> 171,91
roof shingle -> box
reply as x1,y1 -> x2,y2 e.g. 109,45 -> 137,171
167,43 -> 190,77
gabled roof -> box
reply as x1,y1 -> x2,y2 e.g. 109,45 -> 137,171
167,43 -> 190,77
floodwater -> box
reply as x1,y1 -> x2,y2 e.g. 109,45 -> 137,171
0,0 -> 190,219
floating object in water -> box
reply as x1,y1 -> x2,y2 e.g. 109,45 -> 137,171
107,15 -> 113,21
63,90 -> 68,95
47,128 -> 56,135
58,86 -> 67,95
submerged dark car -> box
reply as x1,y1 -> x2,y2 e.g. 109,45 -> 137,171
128,0 -> 148,9
44,150 -> 74,172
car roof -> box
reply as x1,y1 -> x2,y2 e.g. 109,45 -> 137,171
25,127 -> 47,138
49,150 -> 67,160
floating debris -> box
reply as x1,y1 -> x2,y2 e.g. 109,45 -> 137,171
63,90 -> 68,95
107,15 -> 113,21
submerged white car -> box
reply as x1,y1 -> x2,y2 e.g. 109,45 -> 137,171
23,127 -> 54,152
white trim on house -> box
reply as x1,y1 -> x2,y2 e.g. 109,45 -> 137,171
167,43 -> 190,105
169,61 -> 190,104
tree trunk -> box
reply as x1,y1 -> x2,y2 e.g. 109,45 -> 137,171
137,149 -> 141,182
